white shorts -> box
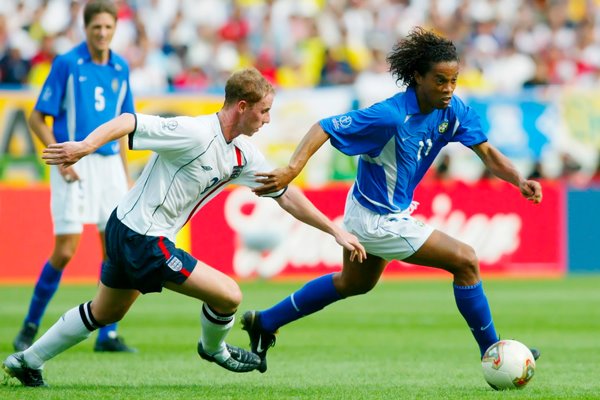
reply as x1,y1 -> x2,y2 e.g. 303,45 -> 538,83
342,192 -> 434,261
50,153 -> 128,235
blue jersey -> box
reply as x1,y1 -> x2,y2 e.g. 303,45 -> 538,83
320,87 -> 487,214
34,41 -> 134,155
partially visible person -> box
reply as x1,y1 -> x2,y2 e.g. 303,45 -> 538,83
2,67 -> 366,387
14,0 -> 135,354
242,27 -> 542,373
527,161 -> 546,180
27,34 -> 57,87
0,44 -> 30,85
319,47 -> 356,87
434,153 -> 452,180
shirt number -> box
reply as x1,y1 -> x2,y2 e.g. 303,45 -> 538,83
94,87 -> 105,111
417,139 -> 432,160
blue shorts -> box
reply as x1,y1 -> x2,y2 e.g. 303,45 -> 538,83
102,210 -> 197,294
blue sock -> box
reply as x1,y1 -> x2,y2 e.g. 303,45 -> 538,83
24,261 -> 63,327
453,281 -> 499,357
260,273 -> 342,333
97,323 -> 118,342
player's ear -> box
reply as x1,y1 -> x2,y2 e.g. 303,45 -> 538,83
237,100 -> 248,114
414,71 -> 423,85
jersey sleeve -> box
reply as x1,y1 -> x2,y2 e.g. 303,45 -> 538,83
233,141 -> 286,198
33,56 -> 69,117
449,97 -> 488,147
319,101 -> 397,157
131,114 -> 201,154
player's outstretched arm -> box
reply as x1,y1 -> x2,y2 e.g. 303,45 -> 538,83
29,110 -> 57,147
274,185 -> 366,262
253,123 -> 330,196
472,141 -> 543,204
42,113 -> 136,167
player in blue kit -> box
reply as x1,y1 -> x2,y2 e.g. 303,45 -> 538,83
14,0 -> 135,353
243,27 -> 543,373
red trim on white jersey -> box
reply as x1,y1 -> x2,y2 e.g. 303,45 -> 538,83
182,146 -> 244,226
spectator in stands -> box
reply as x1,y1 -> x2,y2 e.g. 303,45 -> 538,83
319,47 -> 356,87
0,44 -> 30,84
523,55 -> 550,88
528,161 -> 546,180
27,34 -> 56,86
0,0 -> 597,93
434,153 -> 452,181
559,152 -> 583,184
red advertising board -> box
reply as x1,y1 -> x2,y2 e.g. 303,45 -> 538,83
0,185 -> 103,283
0,180 -> 565,283
191,180 -> 565,279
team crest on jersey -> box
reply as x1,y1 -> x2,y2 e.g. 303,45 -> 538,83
438,121 -> 449,133
41,87 -> 53,101
161,119 -> 178,131
111,78 -> 119,93
166,255 -> 183,272
231,165 -> 243,179
332,115 -> 352,130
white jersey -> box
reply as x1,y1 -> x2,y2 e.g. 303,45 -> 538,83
117,113 -> 284,241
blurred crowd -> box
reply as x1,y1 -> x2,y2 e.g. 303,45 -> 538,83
1,0 -> 600,185
1,0 -> 600,94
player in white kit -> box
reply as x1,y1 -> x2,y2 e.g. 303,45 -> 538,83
2,68 -> 366,387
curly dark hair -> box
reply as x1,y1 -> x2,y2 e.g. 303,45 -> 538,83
387,27 -> 458,88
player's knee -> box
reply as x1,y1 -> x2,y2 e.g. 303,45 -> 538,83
216,282 -> 243,313
50,249 -> 76,268
453,244 -> 480,283
225,287 -> 243,311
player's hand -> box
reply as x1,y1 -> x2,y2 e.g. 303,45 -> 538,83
333,230 -> 367,263
253,166 -> 297,196
519,179 -> 542,204
42,141 -> 93,168
59,164 -> 80,183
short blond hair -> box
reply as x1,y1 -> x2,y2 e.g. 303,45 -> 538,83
224,68 -> 274,106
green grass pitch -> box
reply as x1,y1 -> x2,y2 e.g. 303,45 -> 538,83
1,276 -> 599,399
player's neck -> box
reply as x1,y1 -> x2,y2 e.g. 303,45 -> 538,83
216,111 -> 237,143
88,46 -> 110,65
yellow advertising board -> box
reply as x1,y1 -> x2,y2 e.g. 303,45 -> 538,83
0,91 -> 223,183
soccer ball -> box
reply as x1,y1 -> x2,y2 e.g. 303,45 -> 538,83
481,340 -> 536,390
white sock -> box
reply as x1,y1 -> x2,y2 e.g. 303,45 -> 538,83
23,302 -> 101,369
200,304 -> 234,361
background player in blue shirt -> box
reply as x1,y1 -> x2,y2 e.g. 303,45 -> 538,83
242,27 -> 543,373
14,0 -> 135,353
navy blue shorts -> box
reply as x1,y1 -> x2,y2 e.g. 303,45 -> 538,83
101,210 -> 197,294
